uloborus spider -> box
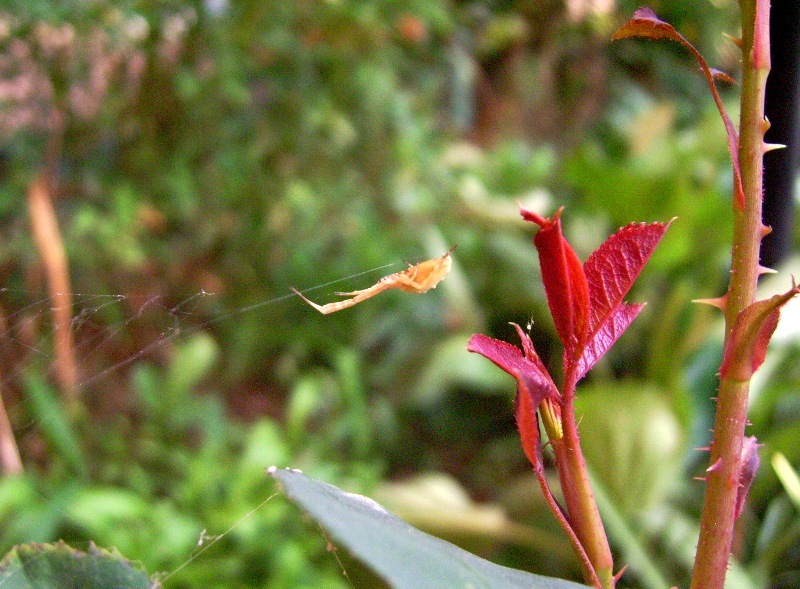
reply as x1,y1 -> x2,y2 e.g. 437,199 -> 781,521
291,246 -> 455,314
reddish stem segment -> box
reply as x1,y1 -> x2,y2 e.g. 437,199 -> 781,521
690,1 -> 770,587
557,371 -> 615,588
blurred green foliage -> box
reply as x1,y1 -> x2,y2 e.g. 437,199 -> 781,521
0,0 -> 798,587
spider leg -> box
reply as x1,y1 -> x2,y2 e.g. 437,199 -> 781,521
292,282 -> 392,314
334,287 -> 372,296
290,287 -> 358,314
334,281 -> 393,297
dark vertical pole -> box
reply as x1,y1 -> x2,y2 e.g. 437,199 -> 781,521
762,0 -> 800,267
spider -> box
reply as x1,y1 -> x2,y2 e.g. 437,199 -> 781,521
291,246 -> 455,314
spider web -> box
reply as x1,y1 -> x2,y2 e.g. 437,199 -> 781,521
0,264 -> 396,587
0,262 -> 396,393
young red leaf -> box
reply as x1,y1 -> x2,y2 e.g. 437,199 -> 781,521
467,332 -> 558,401
576,303 -> 644,382
569,220 -> 670,379
612,8 -> 743,209
520,207 -> 590,358
583,220 -> 672,334
467,331 -> 559,471
515,373 -> 544,472
720,285 -> 800,381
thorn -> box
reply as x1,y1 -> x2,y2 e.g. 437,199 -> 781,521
758,265 -> 777,276
764,142 -> 785,153
706,457 -> 723,473
692,294 -> 727,311
695,446 -> 711,452
762,117 -> 772,133
761,224 -> 772,238
723,33 -> 743,48
693,476 -> 707,481
613,565 -> 629,583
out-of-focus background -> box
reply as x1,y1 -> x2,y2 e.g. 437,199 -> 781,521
0,1 -> 798,587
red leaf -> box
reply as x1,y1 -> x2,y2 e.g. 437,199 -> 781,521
576,303 -> 644,381
612,8 -> 743,208
584,220 -> 671,331
515,375 -> 543,472
571,220 -> 670,378
520,207 -> 590,358
467,332 -> 557,400
468,331 -> 558,472
720,285 -> 800,380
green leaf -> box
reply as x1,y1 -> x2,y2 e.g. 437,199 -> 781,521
269,467 -> 589,589
0,541 -> 155,589
575,383 -> 683,516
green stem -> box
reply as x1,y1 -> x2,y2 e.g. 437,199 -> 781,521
690,1 -> 769,587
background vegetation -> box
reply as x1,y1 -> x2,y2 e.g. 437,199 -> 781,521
0,1 -> 797,587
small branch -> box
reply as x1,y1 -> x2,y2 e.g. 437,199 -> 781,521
0,382 -> 23,475
27,174 -> 79,413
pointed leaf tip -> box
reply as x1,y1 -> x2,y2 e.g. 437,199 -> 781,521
519,205 -> 549,227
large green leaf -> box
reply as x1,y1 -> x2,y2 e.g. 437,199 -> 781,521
269,467 -> 589,589
0,541 -> 155,589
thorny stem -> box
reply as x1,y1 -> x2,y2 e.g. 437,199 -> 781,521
690,1 -> 770,587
